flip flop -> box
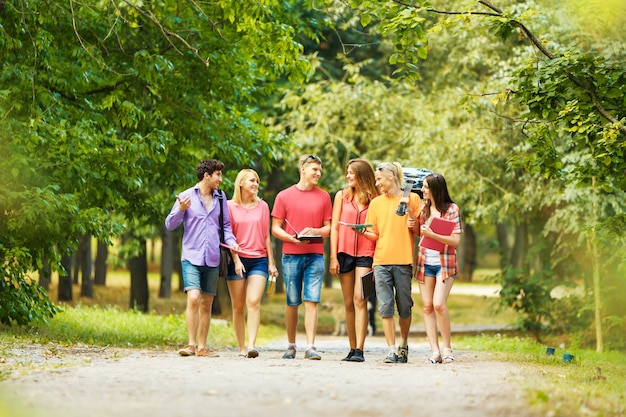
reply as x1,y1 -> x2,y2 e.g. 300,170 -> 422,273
247,349 -> 259,358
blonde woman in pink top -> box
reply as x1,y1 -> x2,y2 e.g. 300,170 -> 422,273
329,158 -> 379,362
226,169 -> 278,358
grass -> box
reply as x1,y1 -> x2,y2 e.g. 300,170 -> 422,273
457,335 -> 626,417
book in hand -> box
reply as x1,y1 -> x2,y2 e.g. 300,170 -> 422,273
294,232 -> 324,244
360,270 -> 376,299
419,217 -> 456,252
338,221 -> 373,232
284,218 -> 324,243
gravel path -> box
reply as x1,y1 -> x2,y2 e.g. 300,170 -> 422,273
0,334 -> 533,417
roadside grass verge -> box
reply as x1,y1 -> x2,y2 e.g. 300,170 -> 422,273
457,335 -> 626,417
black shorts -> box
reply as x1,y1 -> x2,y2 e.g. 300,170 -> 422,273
337,252 -> 373,274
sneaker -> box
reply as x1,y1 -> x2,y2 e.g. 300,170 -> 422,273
341,349 -> 356,361
304,347 -> 322,360
384,352 -> 398,363
398,345 -> 409,363
196,347 -> 219,357
282,346 -> 297,359
178,344 -> 196,356
349,349 -> 365,362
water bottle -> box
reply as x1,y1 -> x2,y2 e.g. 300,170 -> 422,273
396,180 -> 414,216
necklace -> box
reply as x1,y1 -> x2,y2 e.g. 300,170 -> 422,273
240,201 -> 257,210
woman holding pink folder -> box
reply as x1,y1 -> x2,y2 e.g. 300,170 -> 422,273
413,173 -> 463,364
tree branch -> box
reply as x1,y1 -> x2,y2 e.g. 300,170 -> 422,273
390,0 -> 625,135
120,0 -> 209,66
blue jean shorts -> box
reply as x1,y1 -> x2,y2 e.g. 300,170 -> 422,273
423,264 -> 442,278
374,265 -> 414,319
226,257 -> 269,281
182,260 -> 219,295
282,254 -> 324,306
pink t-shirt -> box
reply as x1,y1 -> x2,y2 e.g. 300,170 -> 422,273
272,185 -> 332,255
227,200 -> 270,258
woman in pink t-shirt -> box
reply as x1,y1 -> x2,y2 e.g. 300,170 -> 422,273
329,158 -> 378,363
226,169 -> 278,358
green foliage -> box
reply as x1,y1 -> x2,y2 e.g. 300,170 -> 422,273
0,253 -> 62,325
0,0 -> 320,323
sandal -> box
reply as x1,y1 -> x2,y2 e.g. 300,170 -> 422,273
424,351 -> 442,364
247,349 -> 259,358
442,348 -> 455,363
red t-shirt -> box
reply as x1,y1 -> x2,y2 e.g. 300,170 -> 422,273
272,185 -> 332,255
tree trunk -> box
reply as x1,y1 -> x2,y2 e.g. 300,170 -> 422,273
590,177 -> 603,353
458,223 -> 477,281
72,252 -> 80,285
510,222 -> 528,269
94,239 -> 108,286
173,230 -> 184,292
39,257 -> 51,291
495,223 -> 509,270
79,235 -> 93,298
211,278 -> 231,317
58,254 -> 73,302
159,226 -> 174,298
128,238 -> 149,312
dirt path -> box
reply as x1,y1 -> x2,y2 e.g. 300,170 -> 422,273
0,334 -> 535,417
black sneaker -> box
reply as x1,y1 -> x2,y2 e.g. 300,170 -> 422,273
342,349 -> 356,361
398,345 -> 409,363
349,349 -> 365,362
282,347 -> 296,359
384,352 -> 398,363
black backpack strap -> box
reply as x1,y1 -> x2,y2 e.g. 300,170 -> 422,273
218,190 -> 225,244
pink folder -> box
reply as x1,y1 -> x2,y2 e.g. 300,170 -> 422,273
419,217 -> 456,252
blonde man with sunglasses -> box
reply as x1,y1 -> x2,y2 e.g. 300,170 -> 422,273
362,162 -> 421,363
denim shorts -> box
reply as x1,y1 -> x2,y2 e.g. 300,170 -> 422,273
337,252 -> 373,274
374,265 -> 414,319
282,254 -> 324,306
423,264 -> 442,278
182,260 -> 219,295
226,257 -> 269,281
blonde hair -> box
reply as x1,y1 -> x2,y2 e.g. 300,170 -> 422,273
231,169 -> 260,205
376,162 -> 404,188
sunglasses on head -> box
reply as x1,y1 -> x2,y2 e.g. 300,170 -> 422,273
376,163 -> 397,174
302,154 -> 322,165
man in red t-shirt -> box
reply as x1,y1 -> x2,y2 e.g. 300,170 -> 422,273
271,154 -> 332,360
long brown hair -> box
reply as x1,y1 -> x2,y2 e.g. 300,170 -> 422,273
342,158 -> 379,206
421,173 -> 454,221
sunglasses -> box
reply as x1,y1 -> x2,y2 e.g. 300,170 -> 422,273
302,154 -> 322,165
376,163 -> 397,175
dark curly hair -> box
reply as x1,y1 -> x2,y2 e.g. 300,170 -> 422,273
195,159 -> 225,180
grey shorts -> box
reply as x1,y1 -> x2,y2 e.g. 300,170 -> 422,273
374,265 -> 414,319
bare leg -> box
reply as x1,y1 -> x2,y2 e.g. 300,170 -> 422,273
285,305 -> 298,344
184,290 -> 201,347
304,301 -> 319,346
246,275 -> 266,350
339,272 -> 356,349
196,293 -> 214,349
227,279 -> 247,355
353,266 -> 371,350
419,278 -> 439,354
434,277 -> 455,350
381,316 -> 396,348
